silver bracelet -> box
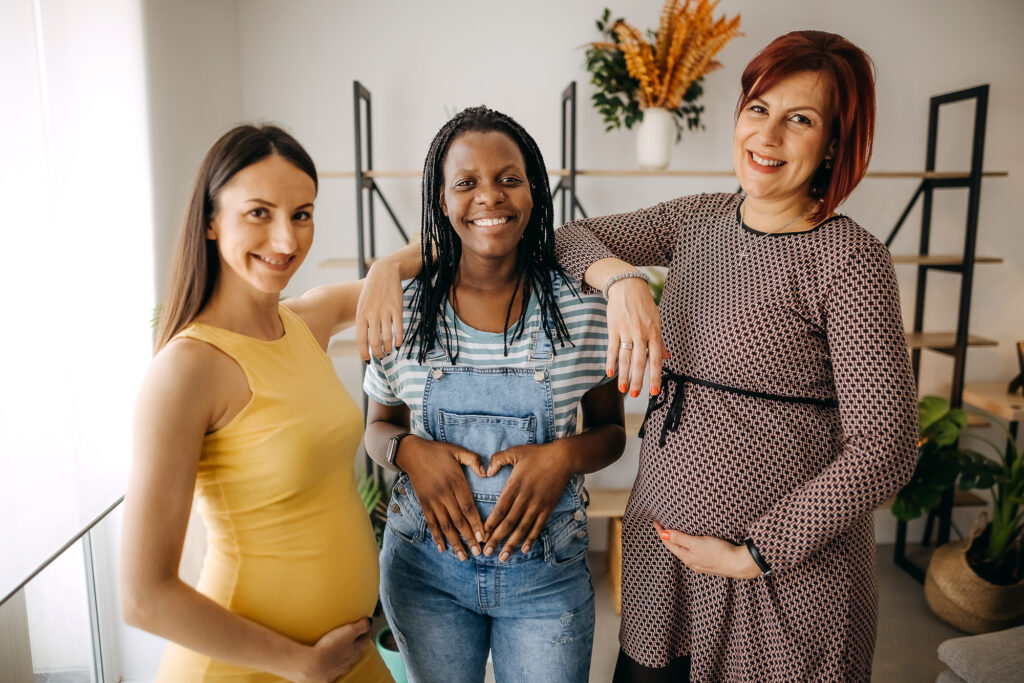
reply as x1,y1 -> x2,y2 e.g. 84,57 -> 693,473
602,269 -> 650,299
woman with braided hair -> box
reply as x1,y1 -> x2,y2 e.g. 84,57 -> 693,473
361,106 -> 626,682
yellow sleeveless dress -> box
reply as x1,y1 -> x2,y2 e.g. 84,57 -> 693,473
157,305 -> 391,682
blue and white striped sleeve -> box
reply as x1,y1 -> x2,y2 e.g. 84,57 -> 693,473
362,355 -> 403,407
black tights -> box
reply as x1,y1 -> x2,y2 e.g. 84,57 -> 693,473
611,648 -> 691,682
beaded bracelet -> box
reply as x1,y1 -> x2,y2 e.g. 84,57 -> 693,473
601,270 -> 650,300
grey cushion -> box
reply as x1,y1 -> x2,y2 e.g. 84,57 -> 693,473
936,625 -> 1024,683
936,671 -> 966,683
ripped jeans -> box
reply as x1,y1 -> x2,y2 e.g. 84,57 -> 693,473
379,475 -> 595,683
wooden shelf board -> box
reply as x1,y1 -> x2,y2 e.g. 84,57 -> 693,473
967,413 -> 991,429
320,169 -> 1007,180
878,489 -> 987,511
891,254 -> 1002,266
318,257 -> 376,270
327,340 -> 360,358
587,488 -> 631,518
962,382 -> 1024,423
905,332 -> 997,349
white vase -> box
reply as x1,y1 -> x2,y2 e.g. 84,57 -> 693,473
636,108 -> 673,170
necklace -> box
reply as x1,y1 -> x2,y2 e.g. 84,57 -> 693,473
738,198 -> 815,261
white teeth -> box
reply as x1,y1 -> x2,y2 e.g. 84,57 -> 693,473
751,152 -> 784,167
471,217 -> 510,227
257,255 -> 289,266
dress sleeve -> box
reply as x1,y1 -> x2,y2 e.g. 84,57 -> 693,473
554,195 -> 699,291
745,239 -> 918,572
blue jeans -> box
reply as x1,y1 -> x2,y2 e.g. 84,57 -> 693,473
380,474 -> 595,683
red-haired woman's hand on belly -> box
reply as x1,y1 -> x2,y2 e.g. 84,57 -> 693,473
481,442 -> 574,562
397,436 -> 487,560
651,520 -> 762,579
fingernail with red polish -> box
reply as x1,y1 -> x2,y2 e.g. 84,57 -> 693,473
660,531 -> 671,541
630,390 -> 639,398
651,386 -> 660,396
619,384 -> 627,393
607,369 -> 615,378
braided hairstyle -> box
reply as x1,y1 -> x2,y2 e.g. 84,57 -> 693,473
406,106 -> 576,364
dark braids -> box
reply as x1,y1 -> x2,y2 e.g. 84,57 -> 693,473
406,106 -> 577,364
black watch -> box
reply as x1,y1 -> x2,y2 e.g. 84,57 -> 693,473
386,432 -> 412,469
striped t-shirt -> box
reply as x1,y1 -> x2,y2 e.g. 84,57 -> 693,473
363,273 -> 611,441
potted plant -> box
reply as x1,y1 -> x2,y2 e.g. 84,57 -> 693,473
890,396 -> 997,523
584,0 -> 741,169
924,419 -> 1024,633
357,470 -> 408,682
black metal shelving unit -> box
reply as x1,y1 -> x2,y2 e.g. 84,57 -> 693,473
883,85 -> 996,583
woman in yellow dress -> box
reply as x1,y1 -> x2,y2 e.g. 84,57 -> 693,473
120,124 -> 409,682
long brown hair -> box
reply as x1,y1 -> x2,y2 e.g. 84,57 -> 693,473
154,124 -> 317,351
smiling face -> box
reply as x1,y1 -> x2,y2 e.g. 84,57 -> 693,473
440,130 -> 533,264
207,154 -> 316,295
733,70 -> 835,206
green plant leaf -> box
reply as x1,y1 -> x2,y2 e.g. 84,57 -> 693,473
918,395 -> 949,431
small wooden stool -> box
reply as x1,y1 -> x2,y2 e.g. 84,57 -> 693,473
586,488 -> 630,615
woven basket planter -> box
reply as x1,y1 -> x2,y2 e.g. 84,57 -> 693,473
925,531 -> 1024,634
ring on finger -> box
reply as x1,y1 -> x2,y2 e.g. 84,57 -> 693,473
620,341 -> 634,350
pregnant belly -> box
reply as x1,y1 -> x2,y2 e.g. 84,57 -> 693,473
633,389 -> 840,540
197,498 -> 380,643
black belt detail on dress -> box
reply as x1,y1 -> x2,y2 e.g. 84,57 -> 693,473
638,370 -> 839,447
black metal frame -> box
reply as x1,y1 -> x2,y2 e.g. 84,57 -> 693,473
353,81 -> 410,280
885,85 -> 990,583
550,82 -> 588,222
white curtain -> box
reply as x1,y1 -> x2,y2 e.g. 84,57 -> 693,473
0,0 -> 154,608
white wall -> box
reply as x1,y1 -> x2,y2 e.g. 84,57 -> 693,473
229,0 -> 1024,544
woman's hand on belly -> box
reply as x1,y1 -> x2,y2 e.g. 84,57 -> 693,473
398,436 -> 487,559
651,521 -> 762,579
482,442 -> 574,562
298,617 -> 372,683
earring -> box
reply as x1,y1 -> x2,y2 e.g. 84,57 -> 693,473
824,158 -> 833,171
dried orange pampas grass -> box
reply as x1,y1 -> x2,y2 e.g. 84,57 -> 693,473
607,0 -> 741,110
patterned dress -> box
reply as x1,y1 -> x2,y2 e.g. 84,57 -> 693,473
555,192 -> 918,682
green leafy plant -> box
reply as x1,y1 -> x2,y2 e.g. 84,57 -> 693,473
891,396 -> 998,521
357,469 -> 392,550
960,422 -> 1024,584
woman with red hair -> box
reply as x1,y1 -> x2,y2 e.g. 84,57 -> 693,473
555,31 -> 918,681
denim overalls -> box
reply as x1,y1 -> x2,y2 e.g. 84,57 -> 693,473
380,277 -> 595,683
